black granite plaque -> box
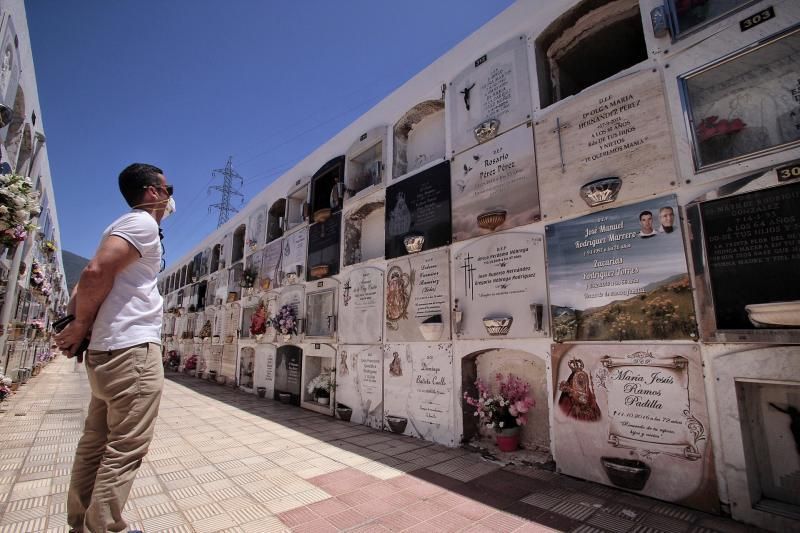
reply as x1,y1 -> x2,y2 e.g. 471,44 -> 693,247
274,345 -> 302,405
385,161 -> 452,259
307,212 -> 341,281
700,181 -> 800,329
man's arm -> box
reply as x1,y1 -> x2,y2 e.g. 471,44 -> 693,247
55,235 -> 140,354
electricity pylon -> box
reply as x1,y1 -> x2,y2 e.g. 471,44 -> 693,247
208,156 -> 244,228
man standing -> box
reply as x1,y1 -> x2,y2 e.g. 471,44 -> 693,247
56,163 -> 174,533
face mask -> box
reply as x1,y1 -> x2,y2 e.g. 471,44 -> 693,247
162,197 -> 176,219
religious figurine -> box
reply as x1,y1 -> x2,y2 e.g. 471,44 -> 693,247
249,302 -> 268,337
558,358 -> 602,422
389,351 -> 403,377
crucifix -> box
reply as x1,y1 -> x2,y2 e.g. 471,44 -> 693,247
460,83 -> 476,111
460,253 -> 477,301
551,117 -> 570,173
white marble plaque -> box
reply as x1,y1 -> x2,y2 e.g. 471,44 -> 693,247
281,228 -> 307,285
535,69 -> 677,221
339,267 -> 384,344
254,343 -> 276,399
278,285 -> 304,343
248,208 -> 267,249
385,250 -> 450,342
336,345 -> 383,429
259,239 -> 283,290
383,343 -> 455,446
452,233 -> 548,339
449,35 -> 532,156
451,125 -> 539,242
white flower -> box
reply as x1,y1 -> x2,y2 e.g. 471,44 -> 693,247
499,421 -> 505,428
0,205 -> 7,215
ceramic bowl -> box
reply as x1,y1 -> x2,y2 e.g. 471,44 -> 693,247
313,208 -> 332,224
336,404 -> 353,422
477,209 -> 507,231
310,264 -> 330,279
745,300 -> 800,327
482,316 -> 513,336
403,233 -> 425,254
386,415 -> 408,434
601,457 -> 651,491
418,322 -> 444,341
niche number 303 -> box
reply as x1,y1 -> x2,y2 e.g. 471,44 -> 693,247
740,7 -> 775,32
776,162 -> 800,182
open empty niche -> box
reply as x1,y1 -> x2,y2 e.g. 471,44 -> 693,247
285,181 -> 309,231
238,347 -> 255,389
231,224 -> 246,264
736,380 -> 800,512
267,198 -> 285,243
310,156 -> 345,221
345,126 -> 387,203
210,244 -> 221,273
393,100 -> 445,180
536,0 -> 647,107
343,198 -> 385,267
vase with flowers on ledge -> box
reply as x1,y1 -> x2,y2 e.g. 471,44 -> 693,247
463,373 -> 535,452
307,371 -> 332,405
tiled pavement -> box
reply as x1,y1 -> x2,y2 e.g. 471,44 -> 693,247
0,357 -> 762,533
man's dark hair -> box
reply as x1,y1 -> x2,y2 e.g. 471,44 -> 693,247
118,163 -> 164,207
639,210 -> 652,220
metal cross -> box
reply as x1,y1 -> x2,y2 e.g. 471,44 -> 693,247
460,83 -> 476,111
551,117 -> 570,173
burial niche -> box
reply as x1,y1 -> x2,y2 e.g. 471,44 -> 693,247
210,243 -> 221,272
267,198 -> 286,242
232,224 -> 246,264
536,0 -> 647,107
393,100 -> 445,179
310,156 -> 345,222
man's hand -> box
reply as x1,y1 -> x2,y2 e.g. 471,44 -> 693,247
54,318 -> 91,357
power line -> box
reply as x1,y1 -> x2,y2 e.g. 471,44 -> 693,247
208,156 -> 244,228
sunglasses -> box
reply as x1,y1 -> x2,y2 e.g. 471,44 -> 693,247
145,183 -> 174,196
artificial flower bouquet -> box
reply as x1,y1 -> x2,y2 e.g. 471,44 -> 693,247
463,373 -> 535,431
307,371 -> 332,398
273,304 -> 298,336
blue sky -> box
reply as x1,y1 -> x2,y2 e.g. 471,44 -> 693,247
26,0 -> 514,263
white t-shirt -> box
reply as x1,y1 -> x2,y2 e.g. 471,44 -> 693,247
89,210 -> 163,351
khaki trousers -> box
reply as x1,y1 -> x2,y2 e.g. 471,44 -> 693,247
67,342 -> 163,533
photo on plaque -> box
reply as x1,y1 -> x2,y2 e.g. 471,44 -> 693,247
693,181 -> 800,333
546,195 -> 695,341
680,25 -> 800,170
385,161 -> 451,259
259,238 -> 283,290
448,35 -> 533,156
552,343 -> 718,513
451,124 -> 540,242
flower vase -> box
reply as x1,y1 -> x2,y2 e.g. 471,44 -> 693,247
495,426 -> 520,452
281,334 -> 292,342
254,334 -> 263,342
316,396 -> 330,406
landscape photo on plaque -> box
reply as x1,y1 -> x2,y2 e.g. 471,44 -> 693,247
451,124 -> 540,242
552,343 -> 718,513
698,181 -> 800,330
385,161 -> 452,259
281,228 -> 307,285
546,195 -> 695,341
681,25 -> 800,169
259,238 -> 283,289
448,35 -> 533,156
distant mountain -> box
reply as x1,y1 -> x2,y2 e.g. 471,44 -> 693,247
61,250 -> 90,294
